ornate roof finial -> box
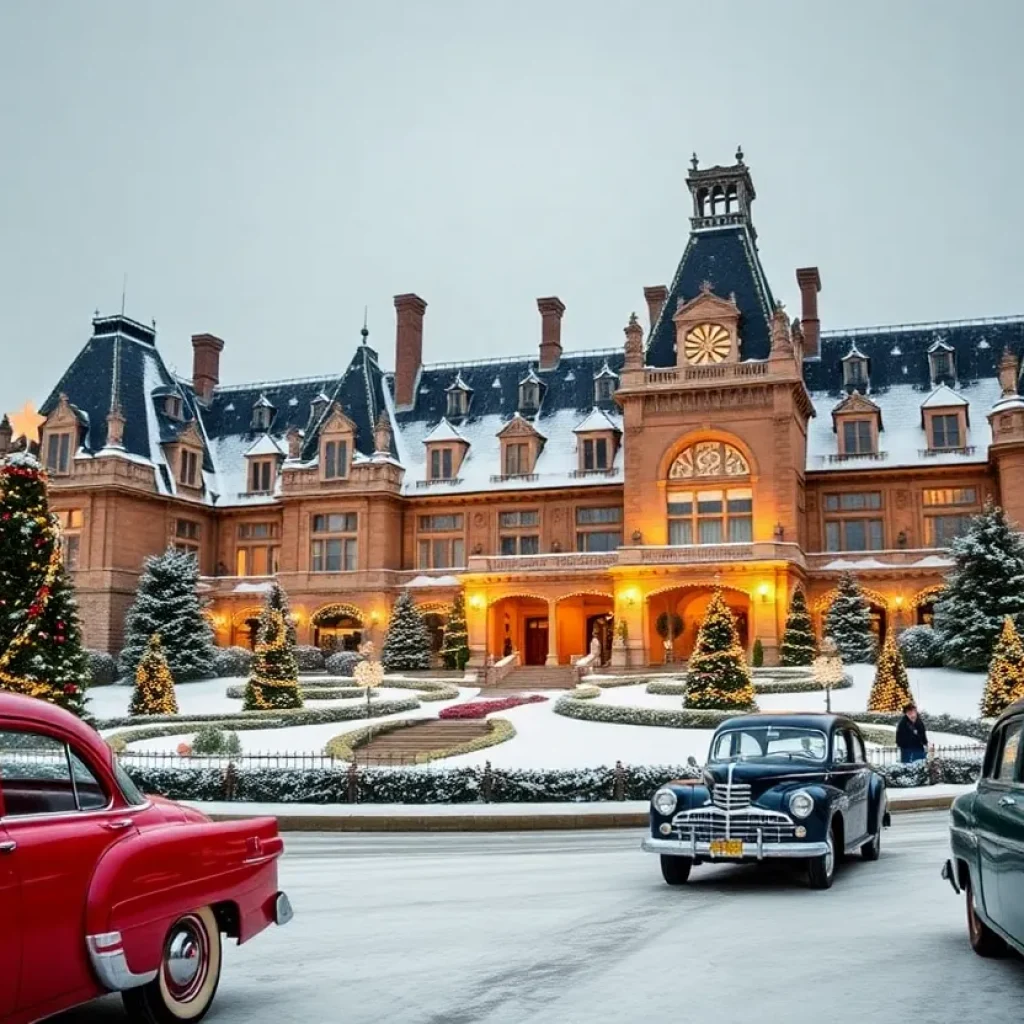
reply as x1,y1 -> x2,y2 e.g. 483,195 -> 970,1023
699,279 -> 713,295
628,311 -> 639,327
690,152 -> 699,172
735,145 -> 744,164
361,305 -> 369,344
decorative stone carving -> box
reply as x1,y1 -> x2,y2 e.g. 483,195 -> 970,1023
669,441 -> 749,479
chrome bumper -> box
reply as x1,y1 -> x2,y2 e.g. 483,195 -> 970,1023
274,891 -> 294,926
941,859 -> 961,894
87,932 -> 158,992
642,836 -> 828,860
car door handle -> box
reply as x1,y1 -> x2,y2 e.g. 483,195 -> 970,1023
999,796 -> 1017,807
0,841 -> 16,854
103,819 -> 134,831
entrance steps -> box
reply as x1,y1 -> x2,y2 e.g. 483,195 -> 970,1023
496,665 -> 577,691
355,720 -> 491,765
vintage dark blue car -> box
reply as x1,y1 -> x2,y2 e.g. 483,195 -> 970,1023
643,712 -> 890,889
943,698 -> 1024,957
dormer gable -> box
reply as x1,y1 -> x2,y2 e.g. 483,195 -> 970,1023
41,393 -> 85,476
319,402 -> 357,481
422,417 -> 469,481
573,408 -> 621,473
921,385 -> 969,452
928,339 -> 957,387
445,373 -> 473,418
164,419 -> 205,491
252,393 -> 275,431
672,286 -> 741,367
593,361 -> 619,403
517,368 -> 544,414
831,390 -> 881,458
496,413 -> 545,479
244,433 -> 285,494
841,343 -> 870,392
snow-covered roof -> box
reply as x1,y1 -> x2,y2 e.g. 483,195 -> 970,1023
921,384 -> 968,409
445,373 -> 472,393
841,343 -> 868,361
253,393 -> 275,408
593,361 -> 619,380
573,408 -> 621,434
422,418 -> 467,444
244,433 -> 286,457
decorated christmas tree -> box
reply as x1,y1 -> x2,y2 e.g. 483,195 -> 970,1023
130,634 -> 179,716
381,591 -> 431,672
980,617 -> 1024,718
0,452 -> 89,715
867,630 -> 914,712
119,547 -> 216,682
440,591 -> 470,670
780,588 -> 816,666
685,590 -> 757,711
934,503 -> 1024,670
244,583 -> 302,710
824,572 -> 876,664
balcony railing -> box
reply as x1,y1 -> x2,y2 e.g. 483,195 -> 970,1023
918,446 -> 977,457
643,361 -> 769,389
466,551 -> 618,573
806,548 -> 953,571
616,541 -> 804,567
826,451 -> 889,463
415,477 -> 463,488
569,468 -> 618,478
489,472 -> 540,483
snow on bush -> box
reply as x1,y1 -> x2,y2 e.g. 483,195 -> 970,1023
897,626 -> 944,668
294,645 -> 326,672
214,646 -> 254,678
325,651 -> 364,677
191,724 -> 243,756
439,695 -> 548,719
86,650 -> 118,686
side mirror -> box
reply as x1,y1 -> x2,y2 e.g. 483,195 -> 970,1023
687,755 -> 698,768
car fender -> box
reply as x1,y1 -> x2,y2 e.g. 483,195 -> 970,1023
649,781 -> 709,830
86,817 -> 284,984
866,773 -> 889,832
762,782 -> 848,842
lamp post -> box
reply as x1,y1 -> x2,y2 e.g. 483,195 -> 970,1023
353,641 -> 385,763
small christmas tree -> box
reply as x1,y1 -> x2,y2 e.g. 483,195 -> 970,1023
780,588 -> 816,666
824,572 -> 876,664
440,591 -> 470,670
980,617 -> 1024,718
381,591 -> 431,672
934,503 -> 1024,670
244,583 -> 302,710
0,452 -> 89,716
867,630 -> 914,712
685,591 -> 757,711
119,548 -> 216,682
130,634 -> 179,716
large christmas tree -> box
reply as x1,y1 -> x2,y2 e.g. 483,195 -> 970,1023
933,503 -> 1024,670
440,591 -> 470,670
0,452 -> 88,715
824,572 -> 876,664
244,583 -> 302,710
381,591 -> 431,672
980,617 -> 1024,718
130,634 -> 179,716
119,547 -> 216,682
779,588 -> 816,666
867,630 -> 914,712
685,591 -> 757,711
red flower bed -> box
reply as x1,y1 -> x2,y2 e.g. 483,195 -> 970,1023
439,694 -> 548,719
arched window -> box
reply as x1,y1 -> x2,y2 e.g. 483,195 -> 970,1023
667,441 -> 752,545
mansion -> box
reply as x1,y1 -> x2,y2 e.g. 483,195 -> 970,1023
10,154 -> 1024,668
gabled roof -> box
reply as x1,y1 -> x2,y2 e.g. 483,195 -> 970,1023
593,361 -> 619,380
921,384 -> 968,409
445,373 -> 472,393
841,343 -> 868,362
244,433 -> 286,457
573,408 -> 621,434
518,367 -> 543,386
422,417 -> 468,444
496,411 -> 546,440
927,339 -> 955,353
253,393 -> 275,408
831,390 -> 880,418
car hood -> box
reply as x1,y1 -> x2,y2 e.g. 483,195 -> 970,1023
703,760 -> 830,794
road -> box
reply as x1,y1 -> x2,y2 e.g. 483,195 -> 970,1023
60,811 -> 1024,1024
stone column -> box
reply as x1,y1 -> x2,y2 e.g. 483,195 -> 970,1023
467,596 -> 489,667
545,598 -> 560,665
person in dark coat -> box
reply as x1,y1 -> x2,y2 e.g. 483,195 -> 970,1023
896,703 -> 928,763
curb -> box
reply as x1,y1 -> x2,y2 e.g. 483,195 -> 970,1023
200,793 -> 955,833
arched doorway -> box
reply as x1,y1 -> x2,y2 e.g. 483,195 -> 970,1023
311,604 -> 364,653
489,596 -> 549,665
646,586 -> 751,664
230,606 -> 266,649
867,603 -> 888,646
417,602 -> 450,667
913,586 -> 943,626
556,593 -> 614,665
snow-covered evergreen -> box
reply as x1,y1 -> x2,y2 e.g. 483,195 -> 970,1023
440,591 -> 470,670
119,548 -> 215,682
934,503 -> 1024,670
381,592 -> 431,671
898,625 -> 944,668
824,572 -> 876,664
780,589 -> 816,666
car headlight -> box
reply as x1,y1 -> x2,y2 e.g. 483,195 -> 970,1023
652,788 -> 678,816
789,790 -> 815,819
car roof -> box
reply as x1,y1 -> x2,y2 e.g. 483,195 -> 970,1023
0,692 -> 110,763
715,712 -> 854,732
996,698 -> 1024,726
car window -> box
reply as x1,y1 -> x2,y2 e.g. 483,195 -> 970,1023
833,731 -> 850,764
850,731 -> 867,764
709,727 -> 826,762
995,720 -> 1024,783
0,730 -> 108,817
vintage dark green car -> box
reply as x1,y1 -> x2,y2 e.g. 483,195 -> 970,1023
943,697 -> 1024,957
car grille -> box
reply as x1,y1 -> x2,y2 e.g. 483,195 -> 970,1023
671,807 -> 796,843
712,783 -> 751,811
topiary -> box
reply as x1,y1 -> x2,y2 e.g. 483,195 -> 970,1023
213,646 -> 254,678
325,650 -> 365,677
898,625 -> 944,668
192,724 -> 227,755
294,645 -> 326,672
752,638 -> 764,668
86,650 -> 119,686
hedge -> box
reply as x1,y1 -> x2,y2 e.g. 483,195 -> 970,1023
855,712 -> 993,743
324,717 -> 516,764
225,683 -> 374,701
645,675 -> 852,696
554,696 -> 742,729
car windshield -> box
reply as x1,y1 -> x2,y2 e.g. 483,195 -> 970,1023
709,726 -> 828,763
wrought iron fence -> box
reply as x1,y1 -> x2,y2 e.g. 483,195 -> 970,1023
868,743 -> 984,767
117,749 -> 424,770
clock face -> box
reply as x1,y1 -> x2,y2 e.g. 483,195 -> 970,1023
684,323 -> 731,365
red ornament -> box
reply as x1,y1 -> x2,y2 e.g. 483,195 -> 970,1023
63,684 -> 78,695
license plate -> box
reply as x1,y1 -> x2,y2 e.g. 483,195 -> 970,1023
709,838 -> 744,857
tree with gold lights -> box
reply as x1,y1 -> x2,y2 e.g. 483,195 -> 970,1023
980,616 -> 1024,718
685,590 -> 757,711
0,452 -> 88,716
130,634 -> 179,716
867,630 -> 914,712
244,583 -> 303,710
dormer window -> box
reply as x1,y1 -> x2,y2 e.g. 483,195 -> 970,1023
431,447 -> 454,480
323,439 -> 348,479
518,369 -> 543,413
422,418 -> 468,484
842,345 -> 870,391
445,374 -> 472,419
164,395 -> 183,420
583,437 -> 610,470
929,341 -> 956,385
921,386 -> 969,454
593,362 -> 619,402
249,458 -> 276,493
831,391 -> 882,460
930,414 -> 962,450
179,449 -> 200,488
45,432 -> 72,475
842,420 -> 875,455
252,395 -> 274,431
495,414 -> 545,481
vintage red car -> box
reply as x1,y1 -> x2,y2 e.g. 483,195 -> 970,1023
0,692 -> 292,1024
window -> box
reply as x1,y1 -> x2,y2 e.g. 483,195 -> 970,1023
164,396 -> 182,419
925,514 -> 973,548
447,390 -> 468,417
252,405 -> 272,430
174,519 -> 200,558
930,414 -> 962,450
236,522 -> 281,576
179,449 -> 200,487
575,506 -> 622,552
824,492 -> 882,512
499,509 -> 540,556
57,509 -> 84,569
417,513 -> 465,569
505,443 -> 531,476
310,513 -> 358,572
248,458 -> 276,493
923,487 -> 977,506
929,347 -> 956,383
668,488 -> 752,545
843,357 -> 869,389
430,447 -> 454,481
45,432 -> 72,475
323,439 -> 349,480
519,381 -> 540,411
825,519 -> 884,552
993,719 -> 1023,782
850,731 -> 867,765
833,732 -> 850,764
841,420 -> 875,455
582,437 -> 610,471
595,377 -> 615,402
0,730 -> 108,816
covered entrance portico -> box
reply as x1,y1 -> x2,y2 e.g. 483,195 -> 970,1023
645,584 -> 751,664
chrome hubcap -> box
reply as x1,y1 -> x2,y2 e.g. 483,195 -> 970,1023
164,918 -> 207,1002
825,835 -> 835,878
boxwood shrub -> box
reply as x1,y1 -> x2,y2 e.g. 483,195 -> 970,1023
86,650 -> 119,686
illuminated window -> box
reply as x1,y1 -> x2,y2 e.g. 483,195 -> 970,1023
668,488 -> 752,545
236,521 -> 281,576
57,508 -> 84,569
923,487 -> 977,506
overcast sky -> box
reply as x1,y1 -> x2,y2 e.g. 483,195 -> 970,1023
2,0 -> 1022,422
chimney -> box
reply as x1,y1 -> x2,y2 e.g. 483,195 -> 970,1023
0,415 -> 11,457
191,334 -> 225,404
643,285 -> 669,331
999,349 -> 1020,396
796,268 -> 821,358
394,293 -> 427,408
537,297 -> 565,369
